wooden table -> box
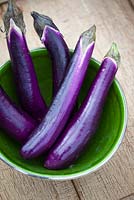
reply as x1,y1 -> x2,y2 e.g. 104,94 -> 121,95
0,1 -> 134,200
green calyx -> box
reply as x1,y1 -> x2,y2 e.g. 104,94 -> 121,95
81,25 -> 96,54
105,42 -> 121,66
3,0 -> 25,35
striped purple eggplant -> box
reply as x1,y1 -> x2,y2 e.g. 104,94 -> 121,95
3,0 -> 47,121
21,25 -> 96,159
31,11 -> 70,95
44,43 -> 120,169
0,85 -> 36,143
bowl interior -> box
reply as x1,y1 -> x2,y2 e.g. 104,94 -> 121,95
0,48 -> 126,179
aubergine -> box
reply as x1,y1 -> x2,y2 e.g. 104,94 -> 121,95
31,11 -> 70,95
0,86 -> 36,143
3,0 -> 47,121
44,43 -> 120,169
21,25 -> 96,159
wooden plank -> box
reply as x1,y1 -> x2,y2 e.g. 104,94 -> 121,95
119,193 -> 134,200
0,161 -> 79,200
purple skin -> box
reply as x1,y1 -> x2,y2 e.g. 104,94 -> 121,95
7,19 -> 47,121
44,43 -> 120,169
31,11 -> 77,116
21,25 -> 96,159
31,11 -> 70,95
42,26 -> 70,95
0,86 -> 36,143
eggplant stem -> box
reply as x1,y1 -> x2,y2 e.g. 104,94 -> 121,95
105,42 -> 120,65
3,0 -> 25,35
81,25 -> 96,53
31,11 -> 59,39
8,18 -> 23,42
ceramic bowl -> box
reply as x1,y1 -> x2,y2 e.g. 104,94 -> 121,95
0,48 -> 127,180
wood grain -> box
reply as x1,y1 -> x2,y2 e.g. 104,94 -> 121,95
120,193 -> 134,200
0,0 -> 134,200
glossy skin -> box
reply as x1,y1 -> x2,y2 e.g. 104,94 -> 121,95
31,12 -> 70,95
7,21 -> 47,121
32,12 -> 77,117
42,26 -> 70,95
44,57 -> 118,169
0,86 -> 36,143
21,27 -> 95,159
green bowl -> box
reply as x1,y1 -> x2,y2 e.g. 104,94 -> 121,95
0,48 -> 127,180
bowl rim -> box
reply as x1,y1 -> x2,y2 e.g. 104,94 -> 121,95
0,48 -> 128,180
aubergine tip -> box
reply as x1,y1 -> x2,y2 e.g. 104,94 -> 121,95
31,11 -> 58,30
41,25 -> 60,44
105,42 -> 120,65
9,18 -> 17,29
31,11 -> 59,39
3,0 -> 25,34
31,11 -> 52,21
31,11 -> 38,18
8,18 -> 22,38
31,11 -> 42,21
82,25 -> 96,41
81,25 -> 96,53
44,157 -> 60,170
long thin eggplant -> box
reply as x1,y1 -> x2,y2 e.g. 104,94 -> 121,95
44,43 -> 120,169
21,25 -> 96,159
0,85 -> 36,143
3,1 -> 47,121
31,11 -> 70,95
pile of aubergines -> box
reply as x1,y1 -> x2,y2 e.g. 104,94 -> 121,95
0,0 -> 120,169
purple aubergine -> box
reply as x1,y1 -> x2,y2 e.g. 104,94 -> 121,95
3,1 -> 47,121
44,43 -> 120,169
31,11 -> 70,95
0,85 -> 36,143
21,25 -> 96,159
